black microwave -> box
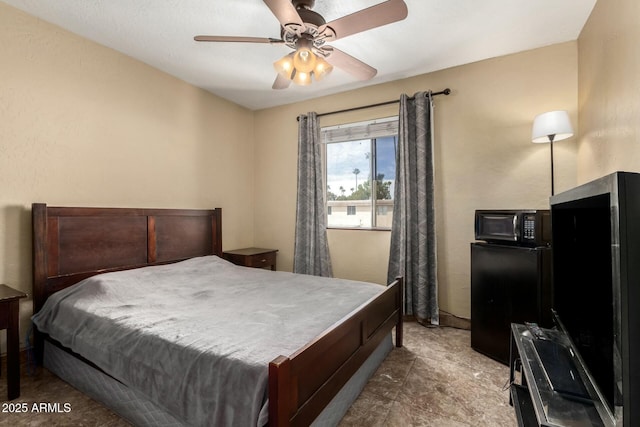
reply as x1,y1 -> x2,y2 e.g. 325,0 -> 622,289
475,210 -> 551,247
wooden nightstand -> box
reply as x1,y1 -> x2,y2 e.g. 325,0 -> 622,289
0,284 -> 27,400
223,248 -> 278,271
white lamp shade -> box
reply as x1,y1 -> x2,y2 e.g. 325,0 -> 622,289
531,110 -> 574,143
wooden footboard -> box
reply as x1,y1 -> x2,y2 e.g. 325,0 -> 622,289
269,277 -> 403,426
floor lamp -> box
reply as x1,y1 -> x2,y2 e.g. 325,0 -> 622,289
531,110 -> 574,196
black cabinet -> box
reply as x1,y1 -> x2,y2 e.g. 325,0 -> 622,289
470,243 -> 551,364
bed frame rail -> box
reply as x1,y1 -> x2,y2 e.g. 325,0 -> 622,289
269,277 -> 403,426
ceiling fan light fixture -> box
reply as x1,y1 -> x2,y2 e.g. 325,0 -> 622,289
275,49 -> 331,85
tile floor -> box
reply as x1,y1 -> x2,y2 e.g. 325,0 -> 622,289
0,322 -> 515,426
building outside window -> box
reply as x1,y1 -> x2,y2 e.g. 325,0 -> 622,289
323,117 -> 397,229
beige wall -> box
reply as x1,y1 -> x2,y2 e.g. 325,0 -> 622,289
0,3 -> 256,349
254,42 -> 579,319
577,0 -> 640,181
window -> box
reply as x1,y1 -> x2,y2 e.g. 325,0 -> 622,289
323,117 -> 397,229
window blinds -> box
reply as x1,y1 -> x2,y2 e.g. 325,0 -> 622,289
322,116 -> 399,144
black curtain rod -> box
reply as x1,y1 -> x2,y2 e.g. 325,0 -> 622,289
298,88 -> 451,121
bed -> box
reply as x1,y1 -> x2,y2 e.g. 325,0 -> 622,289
31,203 -> 403,426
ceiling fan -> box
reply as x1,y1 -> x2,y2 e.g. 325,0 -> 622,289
194,0 -> 408,89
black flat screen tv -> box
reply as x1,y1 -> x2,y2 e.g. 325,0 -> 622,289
550,171 -> 640,426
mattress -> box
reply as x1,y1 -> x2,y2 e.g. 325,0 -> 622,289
32,256 -> 386,426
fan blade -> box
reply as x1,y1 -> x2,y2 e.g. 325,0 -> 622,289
194,35 -> 284,44
272,73 -> 292,90
263,0 -> 304,29
323,47 -> 377,81
322,0 -> 408,41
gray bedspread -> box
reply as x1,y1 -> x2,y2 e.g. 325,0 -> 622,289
32,255 -> 384,427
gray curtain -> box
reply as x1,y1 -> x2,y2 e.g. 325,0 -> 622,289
387,92 -> 439,325
293,112 -> 333,277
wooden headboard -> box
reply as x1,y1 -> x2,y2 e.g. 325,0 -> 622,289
32,203 -> 222,314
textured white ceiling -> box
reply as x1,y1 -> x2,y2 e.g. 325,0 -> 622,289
2,0 -> 596,110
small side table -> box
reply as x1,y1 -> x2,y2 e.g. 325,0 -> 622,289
223,248 -> 278,271
0,284 -> 27,400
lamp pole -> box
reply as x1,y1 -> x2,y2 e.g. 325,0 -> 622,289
548,134 -> 556,196
531,110 -> 573,197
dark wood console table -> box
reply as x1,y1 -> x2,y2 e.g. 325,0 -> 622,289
509,323 -> 614,426
0,284 -> 27,400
